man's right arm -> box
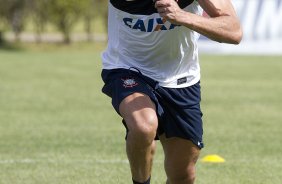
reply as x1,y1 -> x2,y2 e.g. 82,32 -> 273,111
196,0 -> 243,44
155,0 -> 243,44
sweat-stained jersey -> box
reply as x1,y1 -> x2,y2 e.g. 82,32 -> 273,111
102,0 -> 203,88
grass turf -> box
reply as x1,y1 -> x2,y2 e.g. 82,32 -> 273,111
0,44 -> 281,184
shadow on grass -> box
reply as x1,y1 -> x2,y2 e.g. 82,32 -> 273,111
0,41 -> 24,52
0,41 -> 106,53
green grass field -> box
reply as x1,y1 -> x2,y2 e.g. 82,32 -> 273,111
0,43 -> 282,184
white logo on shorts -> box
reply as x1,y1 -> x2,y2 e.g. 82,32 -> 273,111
122,78 -> 138,88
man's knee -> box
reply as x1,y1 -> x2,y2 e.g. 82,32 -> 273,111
126,112 -> 158,146
167,166 -> 196,184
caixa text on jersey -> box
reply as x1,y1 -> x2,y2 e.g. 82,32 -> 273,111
123,17 -> 180,32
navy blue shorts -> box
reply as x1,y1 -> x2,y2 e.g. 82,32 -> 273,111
101,68 -> 204,149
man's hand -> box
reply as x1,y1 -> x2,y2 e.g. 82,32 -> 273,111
154,0 -> 183,25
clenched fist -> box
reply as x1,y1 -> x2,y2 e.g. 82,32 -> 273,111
154,0 -> 184,25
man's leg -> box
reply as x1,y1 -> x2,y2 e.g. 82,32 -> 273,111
159,135 -> 200,184
119,92 -> 158,183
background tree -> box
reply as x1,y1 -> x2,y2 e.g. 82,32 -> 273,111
82,0 -> 95,42
29,0 -> 50,43
95,0 -> 108,32
0,0 -> 6,44
47,0 -> 88,44
0,0 -> 109,45
3,0 -> 27,42
83,0 -> 108,41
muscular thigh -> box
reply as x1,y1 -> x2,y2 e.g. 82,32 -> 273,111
119,93 -> 157,132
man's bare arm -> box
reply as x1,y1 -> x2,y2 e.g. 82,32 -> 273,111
154,0 -> 243,44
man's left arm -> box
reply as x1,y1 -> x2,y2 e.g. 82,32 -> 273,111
154,0 -> 243,44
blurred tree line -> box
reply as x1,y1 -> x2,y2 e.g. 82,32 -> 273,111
0,0 -> 108,44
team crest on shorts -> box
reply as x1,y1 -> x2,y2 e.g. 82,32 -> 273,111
122,78 -> 138,88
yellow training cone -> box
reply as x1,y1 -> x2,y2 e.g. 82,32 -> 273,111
201,154 -> 226,163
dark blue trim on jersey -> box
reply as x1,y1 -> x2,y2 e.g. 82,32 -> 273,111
110,0 -> 195,15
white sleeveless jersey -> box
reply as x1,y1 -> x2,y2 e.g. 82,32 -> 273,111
102,0 -> 203,88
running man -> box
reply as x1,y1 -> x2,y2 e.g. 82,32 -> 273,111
101,0 -> 242,184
